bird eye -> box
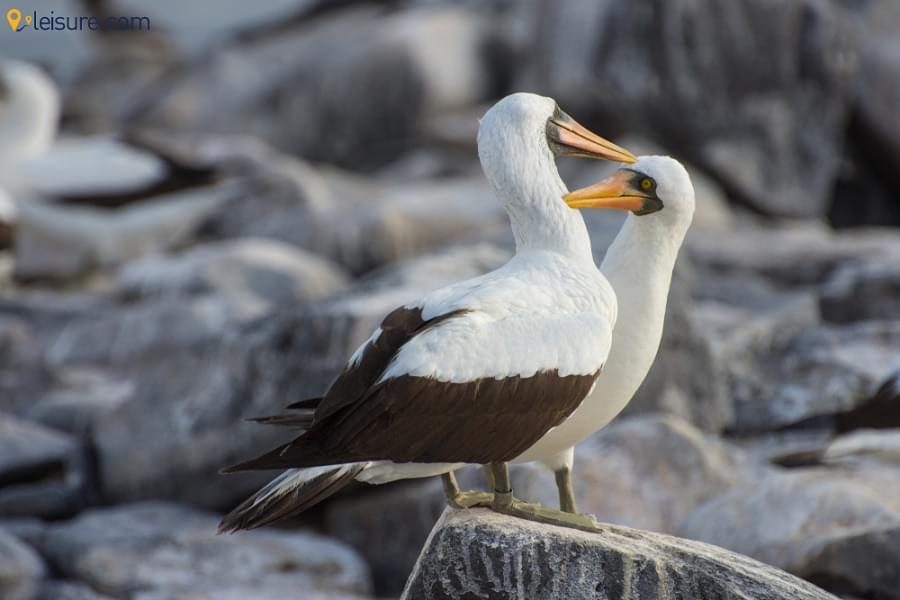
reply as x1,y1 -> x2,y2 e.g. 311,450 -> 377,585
640,177 -> 654,191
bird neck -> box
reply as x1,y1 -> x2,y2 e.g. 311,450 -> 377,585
489,162 -> 594,263
600,213 -> 689,366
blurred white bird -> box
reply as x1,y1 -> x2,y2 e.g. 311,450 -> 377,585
0,59 -> 220,276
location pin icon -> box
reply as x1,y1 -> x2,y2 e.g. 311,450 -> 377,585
6,8 -> 22,32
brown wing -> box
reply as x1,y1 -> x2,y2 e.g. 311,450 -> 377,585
312,305 -> 469,422
225,368 -> 599,472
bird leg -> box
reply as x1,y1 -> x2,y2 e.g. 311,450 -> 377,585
555,466 -> 577,513
482,464 -> 496,492
441,471 -> 493,509
486,463 -> 603,533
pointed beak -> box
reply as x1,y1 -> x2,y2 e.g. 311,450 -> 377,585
547,112 -> 636,164
564,170 -> 648,211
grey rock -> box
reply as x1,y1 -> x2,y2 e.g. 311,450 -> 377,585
35,502 -> 371,599
687,224 -> 900,287
46,240 -> 348,368
117,238 -> 349,305
729,321 -> 900,432
820,259 -> 900,323
801,524 -> 900,600
680,469 -> 900,598
517,0 -> 855,218
567,416 -> 765,532
0,413 -> 87,519
14,184 -> 232,281
206,150 -> 509,275
0,529 -> 46,600
133,5 -> 494,168
402,508 -> 837,599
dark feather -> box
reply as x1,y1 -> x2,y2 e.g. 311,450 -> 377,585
218,464 -> 363,533
246,411 -> 316,429
225,368 -> 600,472
285,397 -> 322,410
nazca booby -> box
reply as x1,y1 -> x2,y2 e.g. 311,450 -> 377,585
520,155 -> 695,512
220,92 -> 638,533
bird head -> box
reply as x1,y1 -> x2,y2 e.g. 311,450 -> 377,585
563,156 -> 695,225
478,93 -> 635,168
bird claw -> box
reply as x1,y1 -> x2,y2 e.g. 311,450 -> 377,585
447,490 -> 494,509
491,497 -> 604,533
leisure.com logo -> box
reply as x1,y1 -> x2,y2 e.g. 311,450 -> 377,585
5,7 -> 150,32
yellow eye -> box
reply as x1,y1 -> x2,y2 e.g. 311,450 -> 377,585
640,178 -> 654,191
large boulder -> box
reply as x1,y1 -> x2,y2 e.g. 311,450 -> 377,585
516,0 -> 856,218
680,468 -> 900,599
402,508 -> 837,599
33,502 -> 372,599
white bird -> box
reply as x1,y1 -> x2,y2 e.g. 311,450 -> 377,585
0,59 -> 171,200
515,155 -> 695,511
220,92 -> 639,532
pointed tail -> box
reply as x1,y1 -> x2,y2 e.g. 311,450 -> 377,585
218,463 -> 365,533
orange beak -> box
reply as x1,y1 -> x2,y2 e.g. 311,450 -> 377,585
563,170 -> 648,211
547,113 -> 636,164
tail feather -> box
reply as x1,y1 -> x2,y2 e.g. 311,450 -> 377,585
246,410 -> 316,429
218,464 -> 365,533
285,396 -> 323,410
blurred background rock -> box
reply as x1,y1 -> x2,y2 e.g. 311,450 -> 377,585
1,0 -> 899,598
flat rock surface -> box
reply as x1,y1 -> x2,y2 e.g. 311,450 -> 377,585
402,508 -> 838,600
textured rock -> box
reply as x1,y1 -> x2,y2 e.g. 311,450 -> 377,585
0,529 -> 45,600
517,0 -> 855,218
680,469 -> 900,599
0,413 -> 87,519
728,321 -> 900,432
819,259 -> 900,323
402,508 -> 837,599
35,502 -> 371,599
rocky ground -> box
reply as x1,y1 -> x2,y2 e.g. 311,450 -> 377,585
2,1 -> 900,599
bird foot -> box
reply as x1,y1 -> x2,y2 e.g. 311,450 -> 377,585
491,497 -> 604,533
447,490 -> 494,509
